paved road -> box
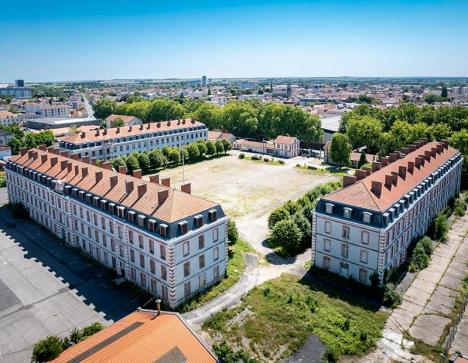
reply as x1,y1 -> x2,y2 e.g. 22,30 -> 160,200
0,189 -> 145,363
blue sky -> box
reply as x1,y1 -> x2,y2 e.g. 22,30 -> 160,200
0,0 -> 467,82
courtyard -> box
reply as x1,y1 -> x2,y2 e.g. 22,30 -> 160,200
147,152 -> 339,255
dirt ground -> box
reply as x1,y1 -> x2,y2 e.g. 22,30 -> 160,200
145,153 -> 339,255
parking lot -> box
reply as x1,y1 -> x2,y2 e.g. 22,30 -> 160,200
152,153 -> 339,255
0,189 -> 145,363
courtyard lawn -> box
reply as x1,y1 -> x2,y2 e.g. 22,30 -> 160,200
178,239 -> 254,312
203,274 -> 388,362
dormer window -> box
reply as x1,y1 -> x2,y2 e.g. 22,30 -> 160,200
127,210 -> 136,223
108,202 -> 115,214
117,206 -> 126,218
148,219 -> 157,232
363,212 -> 372,224
159,224 -> 168,237
343,207 -> 352,219
208,209 -> 217,222
179,221 -> 188,235
137,215 -> 145,227
194,214 -> 203,228
325,203 -> 334,214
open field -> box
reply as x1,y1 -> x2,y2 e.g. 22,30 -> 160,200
147,153 -> 339,255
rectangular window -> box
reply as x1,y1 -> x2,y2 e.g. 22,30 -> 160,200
183,241 -> 190,256
199,254 -> 205,269
151,278 -> 156,292
161,265 -> 167,280
139,254 -> 145,268
130,267 -> 136,281
140,273 -> 146,288
323,256 -> 331,270
213,228 -> 219,242
198,235 -> 205,249
138,235 -> 144,249
341,244 -> 349,258
360,249 -> 368,263
342,226 -> 350,239
184,282 -> 191,297
361,231 -> 369,245
359,268 -> 368,282
214,247 -> 219,261
184,262 -> 190,277
324,239 -> 331,252
214,265 -> 220,279
160,245 -> 166,260
148,239 -> 155,254
325,221 -> 331,234
150,259 -> 156,274
128,230 -> 133,244
130,249 -> 135,262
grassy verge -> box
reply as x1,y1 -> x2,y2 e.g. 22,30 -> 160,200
0,171 -> 6,188
295,164 -> 348,176
239,154 -> 285,166
203,274 -> 388,362
177,239 -> 254,312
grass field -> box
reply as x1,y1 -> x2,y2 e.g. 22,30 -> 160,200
177,239 -> 254,312
203,274 -> 388,362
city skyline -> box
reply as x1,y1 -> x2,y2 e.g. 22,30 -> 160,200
1,0 -> 468,82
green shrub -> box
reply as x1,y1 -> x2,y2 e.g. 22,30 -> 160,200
32,336 -> 64,362
382,283 -> 401,308
419,236 -> 433,256
434,213 -> 449,241
213,342 -> 258,363
455,206 -> 465,216
269,219 -> 303,255
410,244 -> 429,271
267,207 -> 290,229
228,219 -> 239,244
0,172 -> 6,187
263,157 -> 269,162
278,160 -> 285,165
238,153 -> 245,159
80,322 -> 104,340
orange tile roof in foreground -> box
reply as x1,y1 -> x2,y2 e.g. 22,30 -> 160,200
9,148 -> 217,223
52,310 -> 217,363
324,141 -> 459,212
59,118 -> 205,144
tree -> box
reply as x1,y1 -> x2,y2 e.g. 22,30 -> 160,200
228,220 -> 239,244
138,153 -> 150,173
93,99 -> 116,119
268,207 -> 290,229
112,157 -> 127,171
32,336 -> 64,362
146,99 -> 185,122
357,151 -> 367,168
269,219 -> 303,255
196,141 -> 208,157
193,103 -> 222,130
433,213 -> 448,241
441,86 -> 448,98
346,116 -> 383,153
125,154 -> 140,173
80,322 -> 104,339
206,140 -> 216,156
8,137 -> 22,155
167,148 -> 181,165
427,123 -> 451,141
221,139 -> 232,154
215,140 -> 224,154
149,149 -> 164,169
110,118 -> 125,128
292,212 -> 311,245
186,143 -> 200,161
329,133 -> 351,166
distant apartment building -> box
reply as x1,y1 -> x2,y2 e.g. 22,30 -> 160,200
208,130 -> 236,144
58,118 -> 208,161
5,147 -> 228,308
0,129 -> 13,145
25,103 -> 70,118
233,135 -> 300,158
105,114 -> 142,128
312,140 -> 462,284
0,111 -> 22,127
0,86 -> 32,99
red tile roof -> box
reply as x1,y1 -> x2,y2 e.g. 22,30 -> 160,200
59,119 -> 205,144
105,114 -> 141,123
52,310 -> 217,363
274,135 -> 299,144
9,148 -> 218,223
325,141 -> 459,212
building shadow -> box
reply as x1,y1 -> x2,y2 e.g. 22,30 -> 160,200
0,206 -> 148,322
261,238 -> 298,265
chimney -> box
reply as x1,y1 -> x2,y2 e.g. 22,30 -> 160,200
156,299 -> 161,316
137,184 -> 147,198
399,165 -> 407,179
71,153 -> 79,160
442,140 -> 449,149
128,126 -> 132,132
355,169 -> 367,180
146,124 -> 150,129
82,167 -> 89,177
118,165 -> 127,175
132,169 -> 142,179
80,132 -> 86,139
139,124 -> 144,130
401,147 -> 410,155
53,148 -> 60,155
158,189 -> 169,205
407,161 -> 415,174
431,147 -> 437,158
95,130 -> 100,136
74,165 -> 79,175
110,175 -> 118,188
436,144 -> 443,154
424,151 -> 431,161
60,151 -> 69,158
40,154 -> 48,164
149,174 -> 160,184
181,182 -> 192,194
95,171 -> 103,183
343,175 -> 356,187
60,160 -> 68,171
50,157 -> 58,167
409,144 -> 417,152
381,157 -> 389,167
385,175 -> 393,189
67,163 -> 73,173
28,150 -> 34,159
126,180 -> 134,194
160,177 -> 171,187
32,151 -> 38,160
101,161 -> 112,170
103,129 -> 107,135
167,121 -> 171,126
362,166 -> 372,175
116,127 -> 120,134
38,144 -> 47,151
82,156 -> 89,164
417,155 -> 425,166
415,157 -> 422,169
371,181 -> 382,197
391,172 -> 398,186
388,153 -> 397,163
91,159 -> 97,166
371,161 -> 381,172
20,148 -> 28,156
